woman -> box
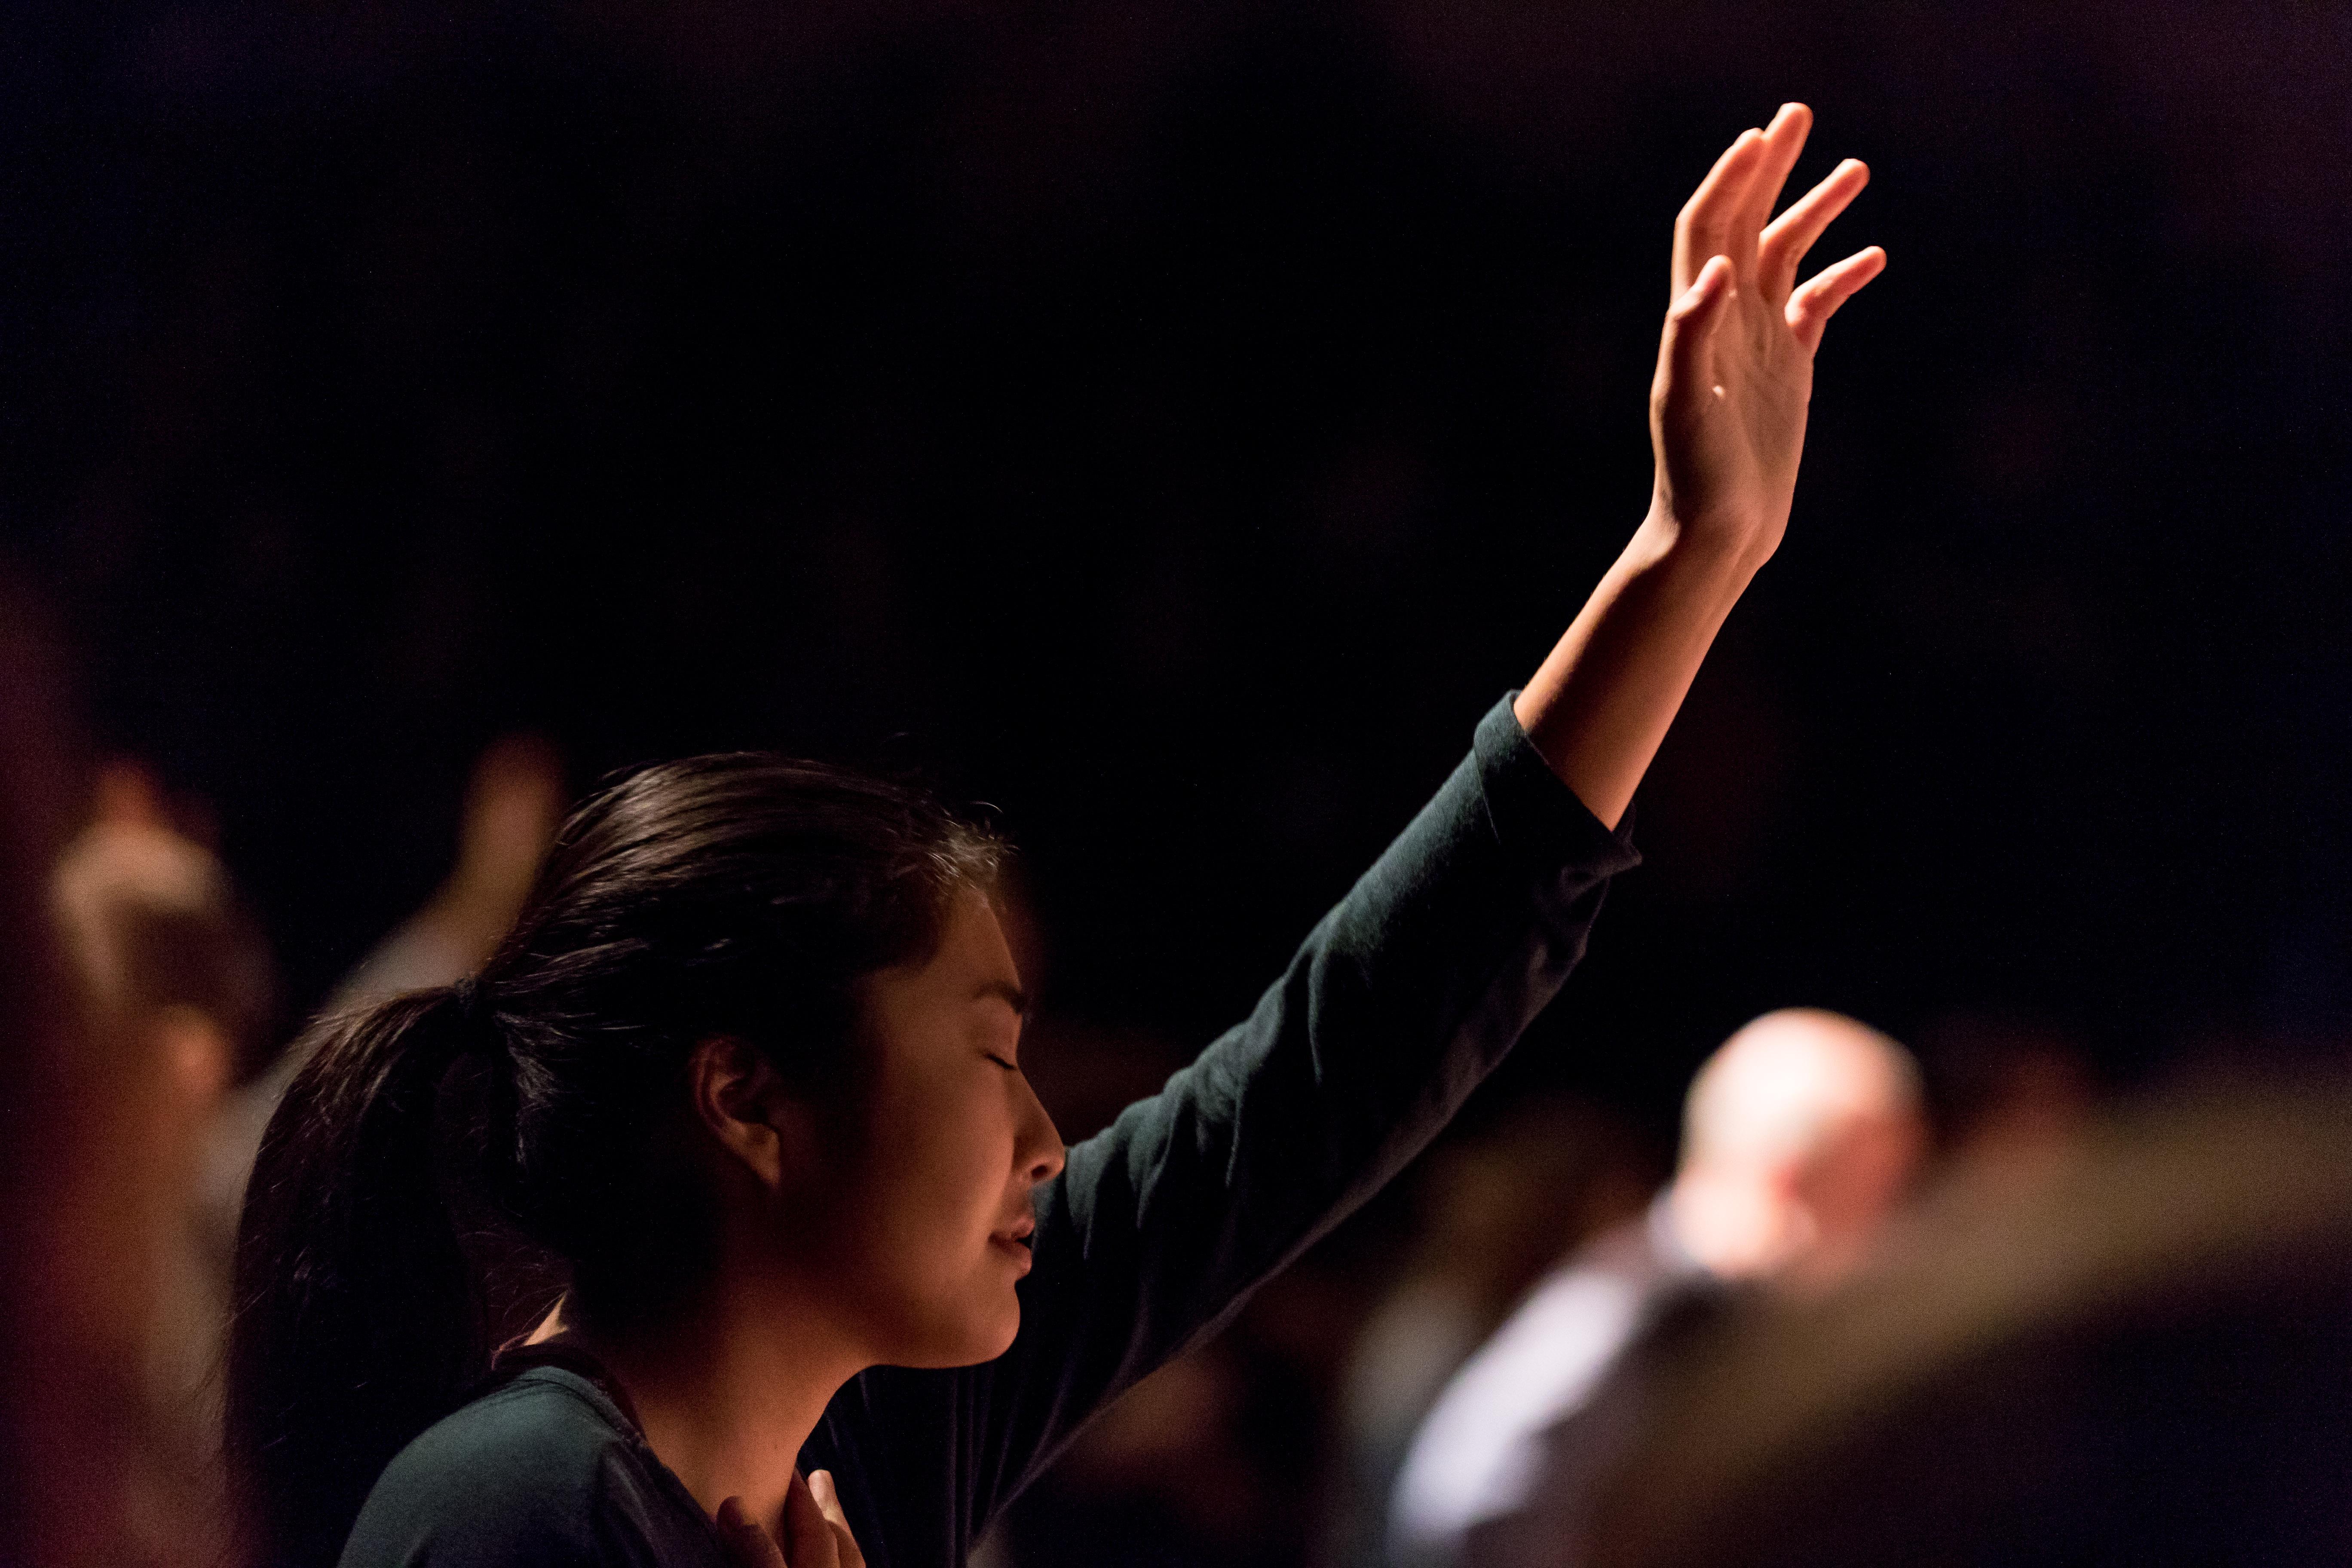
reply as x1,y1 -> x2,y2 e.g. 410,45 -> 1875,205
230,106 -> 1882,1568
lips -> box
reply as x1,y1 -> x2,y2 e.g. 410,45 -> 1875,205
989,1217 -> 1035,1273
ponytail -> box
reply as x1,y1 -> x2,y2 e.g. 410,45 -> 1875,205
225,754 -> 1001,1566
227,986 -> 492,1568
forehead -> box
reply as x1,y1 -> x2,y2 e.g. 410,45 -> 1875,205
934,887 -> 1020,983
870,886 -> 1023,1007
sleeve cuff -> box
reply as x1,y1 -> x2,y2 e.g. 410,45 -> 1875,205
1471,691 -> 1642,877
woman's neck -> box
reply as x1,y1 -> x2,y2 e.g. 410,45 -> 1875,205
537,1290 -> 861,1531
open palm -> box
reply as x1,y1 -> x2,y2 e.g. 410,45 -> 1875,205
1650,104 -> 1885,558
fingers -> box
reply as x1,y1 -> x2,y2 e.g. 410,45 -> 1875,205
808,1472 -> 867,1568
1736,103 -> 1813,258
784,1471 -> 843,1568
1672,129 -> 1767,297
1659,253 -> 1736,401
1785,245 -> 1888,353
716,1498 -> 790,1568
1761,159 -> 1870,301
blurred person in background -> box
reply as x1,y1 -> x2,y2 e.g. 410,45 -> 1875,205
0,619 -> 567,1568
49,761 -> 281,1559
198,733 -> 566,1245
1582,1076 -> 2352,1567
1387,1010 -> 1924,1568
0,571 -> 128,1568
1325,1099 -> 1656,1568
330,736 -> 570,1008
225,109 -> 1886,1568
31,737 -> 566,1567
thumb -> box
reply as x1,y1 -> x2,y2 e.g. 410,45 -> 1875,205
1658,253 -> 1735,404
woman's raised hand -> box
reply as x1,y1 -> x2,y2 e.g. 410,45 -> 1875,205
716,1472 -> 867,1568
1650,103 -> 1884,561
1510,104 -> 1885,827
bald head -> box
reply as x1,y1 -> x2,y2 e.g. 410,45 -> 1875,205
1674,1010 -> 1925,1282
1684,1010 -> 1921,1173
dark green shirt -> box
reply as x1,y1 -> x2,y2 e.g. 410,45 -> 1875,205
343,695 -> 1639,1568
346,1364 -> 727,1568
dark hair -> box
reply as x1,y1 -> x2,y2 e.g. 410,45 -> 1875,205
228,755 -> 1000,1568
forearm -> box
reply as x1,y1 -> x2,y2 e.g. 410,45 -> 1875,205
1513,504 -> 1769,830
1515,104 -> 1881,829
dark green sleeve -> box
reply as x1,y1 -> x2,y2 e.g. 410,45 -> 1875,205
960,693 -> 1639,1522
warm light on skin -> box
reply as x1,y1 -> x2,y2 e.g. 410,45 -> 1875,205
1512,104 -> 1883,829
820,887 -> 1068,1367
677,883 -> 1068,1371
564,886 -> 1069,1540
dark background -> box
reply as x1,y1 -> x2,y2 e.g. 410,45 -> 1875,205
6,0 -> 2350,1130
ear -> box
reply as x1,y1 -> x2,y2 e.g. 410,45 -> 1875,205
686,1036 -> 814,1193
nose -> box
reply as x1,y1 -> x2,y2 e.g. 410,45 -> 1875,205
1016,1074 -> 1066,1186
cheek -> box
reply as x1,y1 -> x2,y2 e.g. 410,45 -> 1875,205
830,1078 -> 1027,1360
856,1078 -> 1011,1260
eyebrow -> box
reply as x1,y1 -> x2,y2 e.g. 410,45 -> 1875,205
975,979 -> 1030,1017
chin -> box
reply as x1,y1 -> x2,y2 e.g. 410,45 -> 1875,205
960,1289 -> 1024,1363
971,1309 -> 1021,1363
892,1290 -> 1024,1368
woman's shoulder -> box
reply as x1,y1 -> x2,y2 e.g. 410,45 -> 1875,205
340,1367 -> 725,1568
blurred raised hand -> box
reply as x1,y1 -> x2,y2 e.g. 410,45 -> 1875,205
204,735 -> 567,1268
335,734 -> 567,1005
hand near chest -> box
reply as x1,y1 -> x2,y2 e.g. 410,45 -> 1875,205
717,1470 -> 866,1568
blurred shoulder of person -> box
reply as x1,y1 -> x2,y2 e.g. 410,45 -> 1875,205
1326,1097 -> 1657,1568
1390,1010 -> 1925,1568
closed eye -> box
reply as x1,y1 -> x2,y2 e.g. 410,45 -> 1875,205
984,1052 -> 1020,1073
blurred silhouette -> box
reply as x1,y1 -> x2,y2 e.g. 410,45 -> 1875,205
1387,1011 -> 1925,1568
1913,1011 -> 2099,1193
1584,1076 -> 2352,1568
0,573 -> 111,1568
1325,1099 -> 1656,1568
48,761 -> 279,1562
199,734 -> 566,1250
11,727 -> 564,1567
332,736 -> 569,1006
